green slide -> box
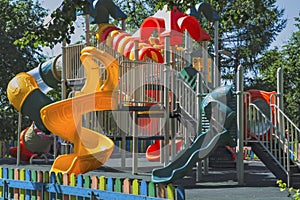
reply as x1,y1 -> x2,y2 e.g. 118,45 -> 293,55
151,128 -> 228,183
152,85 -> 236,183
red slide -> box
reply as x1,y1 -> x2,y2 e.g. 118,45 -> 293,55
146,139 -> 183,162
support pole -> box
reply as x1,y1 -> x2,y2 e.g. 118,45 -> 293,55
236,65 -> 244,185
184,31 -> 192,66
277,68 -> 284,133
196,73 -> 203,181
277,68 -> 288,185
85,14 -> 90,46
213,21 -> 219,88
16,112 -> 22,166
164,36 -> 171,166
132,41 -> 139,175
57,40 -> 67,159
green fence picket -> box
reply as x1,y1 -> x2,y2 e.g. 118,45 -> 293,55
56,172 -> 63,200
8,168 -> 14,199
43,171 -> 50,200
31,170 -> 37,200
115,178 -> 122,193
148,182 -> 156,197
84,175 -> 91,200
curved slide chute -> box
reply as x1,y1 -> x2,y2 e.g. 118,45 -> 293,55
152,128 -> 228,183
7,47 -> 118,175
152,85 -> 236,183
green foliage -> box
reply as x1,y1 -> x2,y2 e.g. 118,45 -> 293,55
257,13 -> 300,122
0,0 -> 50,140
214,0 -> 286,85
15,0 -> 89,48
277,180 -> 300,199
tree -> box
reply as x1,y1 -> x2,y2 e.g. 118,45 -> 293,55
15,0 -> 89,48
0,0 -> 49,140
257,14 -> 300,122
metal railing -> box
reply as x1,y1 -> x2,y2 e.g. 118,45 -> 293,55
245,92 -> 300,186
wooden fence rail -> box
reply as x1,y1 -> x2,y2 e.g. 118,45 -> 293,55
0,167 -> 185,200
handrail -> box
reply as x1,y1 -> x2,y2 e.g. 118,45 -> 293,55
247,102 -> 298,182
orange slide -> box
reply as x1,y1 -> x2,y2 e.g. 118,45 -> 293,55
41,47 -> 119,175
7,47 -> 119,175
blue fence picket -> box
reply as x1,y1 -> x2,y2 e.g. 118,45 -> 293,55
176,185 -> 185,200
107,177 -> 113,192
49,172 -> 56,200
140,180 -> 147,196
25,169 -> 32,200
77,174 -> 84,200
3,168 -> 9,199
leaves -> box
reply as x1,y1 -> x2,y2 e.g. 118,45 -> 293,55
257,14 -> 300,122
277,180 -> 300,199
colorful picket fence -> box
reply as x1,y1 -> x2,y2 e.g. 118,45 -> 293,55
0,167 -> 185,200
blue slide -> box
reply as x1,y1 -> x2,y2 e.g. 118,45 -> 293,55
152,128 -> 228,183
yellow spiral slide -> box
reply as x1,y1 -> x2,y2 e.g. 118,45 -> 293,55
7,47 -> 119,175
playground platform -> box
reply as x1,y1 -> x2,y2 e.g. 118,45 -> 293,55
0,153 -> 291,200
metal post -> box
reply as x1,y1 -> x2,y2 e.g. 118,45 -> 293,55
170,46 -> 176,160
85,14 -> 90,46
196,73 -> 203,181
16,112 -> 22,166
56,40 -> 67,159
132,41 -> 139,174
61,40 -> 67,100
277,68 -> 284,133
213,21 -> 219,88
164,36 -> 171,166
277,68 -> 289,185
184,31 -> 192,66
236,65 -> 244,185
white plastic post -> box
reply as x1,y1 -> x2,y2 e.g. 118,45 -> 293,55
16,112 -> 22,166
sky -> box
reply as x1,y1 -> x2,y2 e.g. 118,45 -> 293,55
41,0 -> 300,56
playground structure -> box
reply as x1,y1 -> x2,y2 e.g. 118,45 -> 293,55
5,0 -> 300,191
